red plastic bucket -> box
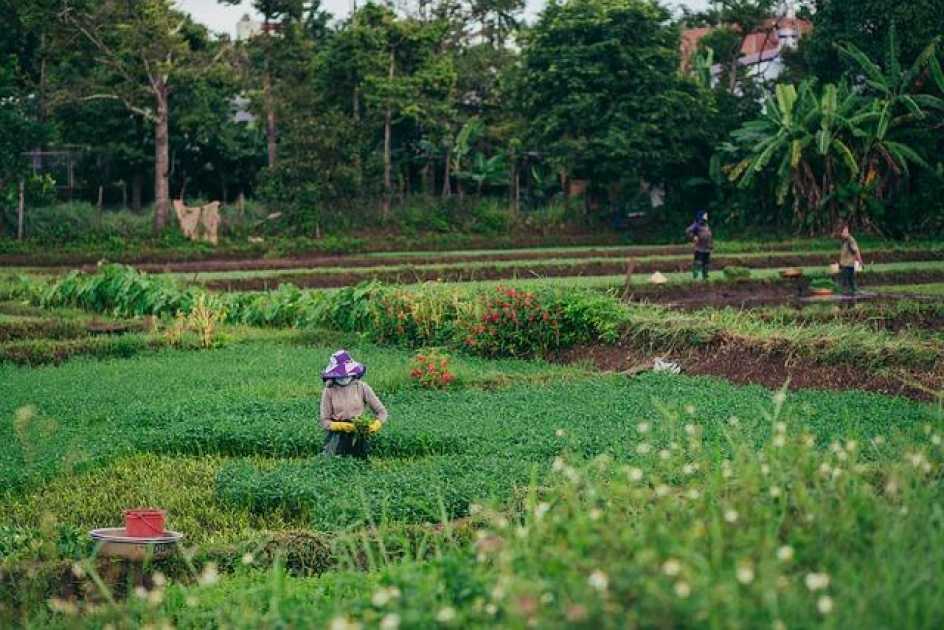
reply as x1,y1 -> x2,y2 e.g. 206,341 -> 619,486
124,509 -> 166,538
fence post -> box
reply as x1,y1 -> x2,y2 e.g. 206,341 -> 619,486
17,179 -> 25,240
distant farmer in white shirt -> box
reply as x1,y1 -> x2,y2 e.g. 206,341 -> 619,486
837,223 -> 865,296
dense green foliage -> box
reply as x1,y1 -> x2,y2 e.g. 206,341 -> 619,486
722,37 -> 944,233
6,0 -> 941,241
792,0 -> 944,84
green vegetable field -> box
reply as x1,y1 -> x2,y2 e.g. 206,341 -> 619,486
1,234 -> 943,628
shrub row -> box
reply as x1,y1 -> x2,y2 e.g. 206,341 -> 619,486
0,334 -> 159,366
0,317 -> 88,343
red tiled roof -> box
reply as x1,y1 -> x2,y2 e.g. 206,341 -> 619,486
681,17 -> 812,67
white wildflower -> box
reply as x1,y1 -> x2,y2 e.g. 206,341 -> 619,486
659,449 -> 671,461
772,435 -> 786,448
198,563 -> 218,586
636,442 -> 652,455
380,614 -> 401,630
372,589 -> 392,607
736,563 -> 755,585
817,595 -> 834,614
628,467 -> 644,482
804,573 -> 830,592
674,581 -> 691,598
241,553 -> 254,565
637,421 -> 651,433
724,509 -> 739,524
662,559 -> 682,576
436,607 -> 457,623
534,502 -> 550,520
776,546 -> 794,562
588,570 -> 609,592
769,485 -> 782,498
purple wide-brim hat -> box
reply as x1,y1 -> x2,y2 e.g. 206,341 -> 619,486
321,350 -> 366,381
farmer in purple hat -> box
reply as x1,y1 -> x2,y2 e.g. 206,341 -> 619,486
319,350 -> 388,457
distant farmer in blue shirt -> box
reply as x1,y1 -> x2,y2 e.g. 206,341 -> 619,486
686,210 -> 713,281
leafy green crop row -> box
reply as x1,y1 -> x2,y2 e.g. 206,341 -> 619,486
15,264 -> 944,369
0,341 -> 582,492
3,339 -> 934,520
21,397 -> 944,630
216,456 -> 537,530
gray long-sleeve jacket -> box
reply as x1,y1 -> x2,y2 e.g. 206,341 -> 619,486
319,381 -> 388,430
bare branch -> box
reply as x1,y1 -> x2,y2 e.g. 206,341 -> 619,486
80,94 -> 156,122
61,8 -> 137,88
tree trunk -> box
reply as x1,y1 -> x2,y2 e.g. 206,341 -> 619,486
442,151 -> 452,198
153,83 -> 171,233
132,173 -> 143,211
263,69 -> 277,168
17,179 -> 25,241
121,180 -> 128,209
511,162 -> 519,216
382,48 -> 395,220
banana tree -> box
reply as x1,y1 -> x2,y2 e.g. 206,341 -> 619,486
455,152 -> 508,195
448,118 -> 484,199
724,81 -> 862,232
835,30 -> 944,226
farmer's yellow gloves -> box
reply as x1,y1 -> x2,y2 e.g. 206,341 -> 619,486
329,421 -> 356,433
369,420 -> 383,434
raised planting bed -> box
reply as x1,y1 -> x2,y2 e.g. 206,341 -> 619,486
198,250 -> 944,291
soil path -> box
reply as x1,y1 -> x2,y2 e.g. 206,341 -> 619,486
554,342 -> 943,403
200,251 -> 944,292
